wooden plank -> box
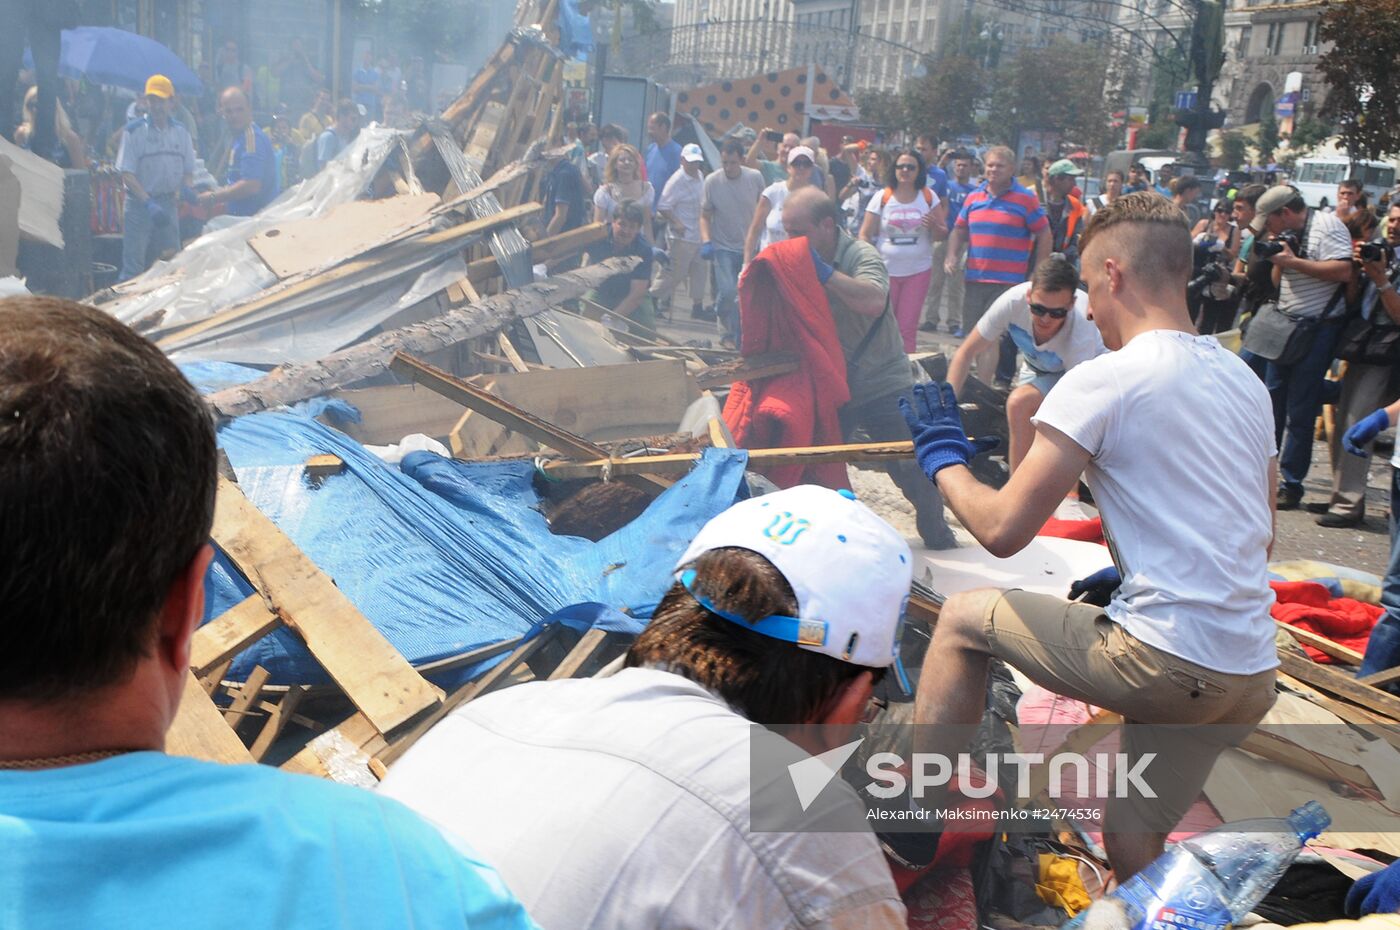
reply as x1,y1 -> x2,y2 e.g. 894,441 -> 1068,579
1277,650 -> 1400,723
1277,620 -> 1364,665
224,665 -> 270,729
159,202 -> 543,350
190,595 -> 281,677
497,331 -> 531,373
1240,728 -> 1376,790
205,257 -> 639,420
390,352 -> 605,460
166,670 -> 256,764
304,454 -> 345,480
547,628 -> 611,680
1361,667 -> 1400,688
465,223 -> 607,284
212,477 -> 442,736
248,193 -> 441,279
695,352 -> 801,391
250,686 -> 311,761
542,440 -> 917,480
199,658 -> 233,696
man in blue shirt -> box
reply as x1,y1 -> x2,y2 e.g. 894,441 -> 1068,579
644,111 -> 681,211
117,74 -> 196,280
352,50 -> 381,121
0,297 -> 539,930
198,87 -> 279,218
915,133 -> 950,203
315,97 -> 361,170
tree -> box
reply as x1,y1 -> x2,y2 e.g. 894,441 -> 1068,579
1256,111 -> 1279,164
355,0 -> 479,61
1317,0 -> 1400,162
1137,121 -> 1178,149
1218,130 -> 1248,169
854,89 -> 907,134
904,56 -> 985,140
1286,117 -> 1331,156
986,42 -> 1115,154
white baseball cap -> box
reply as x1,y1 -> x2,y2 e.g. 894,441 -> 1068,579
681,142 -> 705,163
787,145 -> 816,165
674,485 -> 915,692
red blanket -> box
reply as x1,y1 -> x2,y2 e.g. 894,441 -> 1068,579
1271,580 -> 1381,663
722,237 -> 851,489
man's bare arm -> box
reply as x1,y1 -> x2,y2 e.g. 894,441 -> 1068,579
945,327 -> 994,396
935,423 -> 1091,557
825,268 -> 886,317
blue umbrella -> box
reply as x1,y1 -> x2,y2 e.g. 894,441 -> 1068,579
25,26 -> 203,97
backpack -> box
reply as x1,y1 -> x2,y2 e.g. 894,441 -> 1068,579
880,187 -> 935,208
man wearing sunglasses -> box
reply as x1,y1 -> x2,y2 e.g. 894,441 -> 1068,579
381,485 -> 913,929
943,256 -> 1104,471
902,193 -> 1279,881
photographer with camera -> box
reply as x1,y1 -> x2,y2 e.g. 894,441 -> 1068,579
1313,204 -> 1400,526
1242,185 -> 1354,510
1189,200 -> 1241,334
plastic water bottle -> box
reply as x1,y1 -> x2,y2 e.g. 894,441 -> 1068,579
1064,802 -> 1331,930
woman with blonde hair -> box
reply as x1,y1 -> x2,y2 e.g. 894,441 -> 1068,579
16,86 -> 87,169
592,143 -> 653,225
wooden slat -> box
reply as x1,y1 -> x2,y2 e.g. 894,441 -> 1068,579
496,331 -> 531,373
212,477 -> 442,737
250,686 -> 311,761
199,658 -> 233,696
1277,650 -> 1400,723
158,202 -> 542,350
223,665 -> 270,729
542,440 -> 918,479
465,223 -> 607,284
1240,728 -> 1376,790
695,352 -> 802,391
166,671 -> 256,764
1360,667 -> 1400,688
547,628 -> 611,680
190,595 -> 281,677
1277,619 -> 1364,666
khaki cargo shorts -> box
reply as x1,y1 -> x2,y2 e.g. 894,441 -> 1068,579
983,589 -> 1278,833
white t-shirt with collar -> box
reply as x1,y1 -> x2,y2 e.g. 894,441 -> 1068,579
378,666 -> 906,930
975,282 -> 1105,376
1033,329 -> 1279,675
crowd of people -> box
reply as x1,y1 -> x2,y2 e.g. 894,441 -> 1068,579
1,37 -> 431,281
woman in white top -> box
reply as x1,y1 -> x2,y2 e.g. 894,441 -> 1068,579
593,143 -> 654,226
1086,169 -> 1124,215
743,145 -> 818,265
858,148 -> 946,352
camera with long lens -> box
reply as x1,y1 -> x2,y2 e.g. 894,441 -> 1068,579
1254,229 -> 1301,260
1360,241 -> 1388,264
1189,261 -> 1232,299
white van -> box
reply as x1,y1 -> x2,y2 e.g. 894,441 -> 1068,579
1292,156 -> 1396,209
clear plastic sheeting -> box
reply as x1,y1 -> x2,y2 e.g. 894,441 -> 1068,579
102,126 -> 423,337
166,252 -> 469,365
206,402 -> 749,688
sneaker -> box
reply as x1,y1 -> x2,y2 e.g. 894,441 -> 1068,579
1276,487 -> 1303,510
1304,501 -> 1331,514
1316,511 -> 1363,528
690,304 -> 717,322
992,378 -> 1013,392
951,328 -> 965,339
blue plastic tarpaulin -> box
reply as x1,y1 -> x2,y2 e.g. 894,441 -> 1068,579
205,399 -> 748,688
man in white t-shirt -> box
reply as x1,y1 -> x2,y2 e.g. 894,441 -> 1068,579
651,143 -> 711,321
945,255 -> 1105,471
1248,185 -> 1355,510
900,192 -> 1279,881
380,485 -> 913,930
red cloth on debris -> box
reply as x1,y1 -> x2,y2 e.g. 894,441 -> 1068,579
1270,580 -> 1381,664
887,769 -> 1000,894
721,237 -> 850,489
1037,516 -> 1105,545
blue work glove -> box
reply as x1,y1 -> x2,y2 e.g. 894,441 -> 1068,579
651,245 -> 670,267
180,186 -> 199,205
897,381 -> 1000,481
810,246 -> 835,285
145,198 -> 171,227
699,241 -> 715,260
1068,566 -> 1121,607
1344,407 -> 1391,456
1346,860 -> 1400,917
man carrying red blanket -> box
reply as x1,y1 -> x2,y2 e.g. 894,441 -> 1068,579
781,188 -> 957,549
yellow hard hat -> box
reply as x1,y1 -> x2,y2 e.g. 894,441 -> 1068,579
144,74 -> 174,99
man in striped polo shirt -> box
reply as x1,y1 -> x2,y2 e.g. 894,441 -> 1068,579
944,145 -> 1051,383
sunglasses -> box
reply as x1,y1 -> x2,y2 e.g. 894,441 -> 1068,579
1029,302 -> 1070,319
895,163 -> 919,171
